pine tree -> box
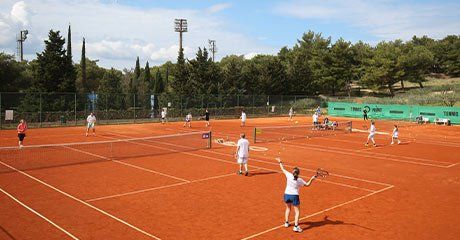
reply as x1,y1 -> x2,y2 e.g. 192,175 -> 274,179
172,47 -> 189,95
67,25 -> 72,62
80,38 -> 87,92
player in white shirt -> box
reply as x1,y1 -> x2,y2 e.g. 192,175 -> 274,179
183,113 -> 192,128
288,107 -> 294,121
235,133 -> 250,176
86,113 -> 97,136
240,110 -> 247,127
161,109 -> 166,124
391,125 -> 401,145
277,158 -> 316,233
365,121 -> 377,147
312,112 -> 319,129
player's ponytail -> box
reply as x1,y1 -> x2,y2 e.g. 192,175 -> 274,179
293,167 -> 300,181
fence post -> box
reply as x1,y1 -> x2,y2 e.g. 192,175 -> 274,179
74,93 -> 77,126
0,92 -> 2,130
106,94 -> 108,125
39,93 -> 42,128
133,94 -> 136,123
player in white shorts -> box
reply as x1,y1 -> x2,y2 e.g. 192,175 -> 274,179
288,107 -> 294,121
391,125 -> 401,145
235,133 -> 250,176
240,110 -> 247,127
86,113 -> 96,136
365,121 -> 376,147
312,112 -> 319,129
183,113 -> 192,128
161,109 -> 166,124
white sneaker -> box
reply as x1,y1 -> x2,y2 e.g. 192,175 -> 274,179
293,226 -> 303,232
284,222 -> 290,228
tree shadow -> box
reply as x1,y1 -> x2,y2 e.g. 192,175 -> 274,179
299,215 -> 374,231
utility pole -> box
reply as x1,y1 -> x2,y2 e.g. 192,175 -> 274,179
16,30 -> 28,61
174,19 -> 188,51
208,40 -> 217,62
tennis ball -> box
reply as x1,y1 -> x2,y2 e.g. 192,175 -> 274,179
295,121 -> 298,124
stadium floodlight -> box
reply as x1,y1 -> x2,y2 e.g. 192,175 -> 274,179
17,29 -> 28,61
174,19 -> 188,51
208,40 -> 217,62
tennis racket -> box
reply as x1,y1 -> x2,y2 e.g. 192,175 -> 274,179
315,168 -> 329,178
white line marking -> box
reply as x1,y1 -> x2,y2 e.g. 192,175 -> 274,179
0,161 -> 162,240
0,187 -> 80,240
61,146 -> 190,183
240,185 -> 394,240
86,172 -> 238,202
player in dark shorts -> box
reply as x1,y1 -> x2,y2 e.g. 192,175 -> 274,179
363,109 -> 368,121
204,109 -> 210,127
17,119 -> 28,148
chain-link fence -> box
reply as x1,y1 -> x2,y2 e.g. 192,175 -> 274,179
0,92 -> 324,129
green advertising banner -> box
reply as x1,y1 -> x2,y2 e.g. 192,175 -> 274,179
328,102 -> 460,124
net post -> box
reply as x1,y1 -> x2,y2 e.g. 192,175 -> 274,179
253,127 -> 257,144
207,131 -> 212,149
348,121 -> 353,133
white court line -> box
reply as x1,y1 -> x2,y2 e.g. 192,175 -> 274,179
240,185 -> 394,240
0,161 -> 161,240
86,172 -> 239,202
277,141 -> 452,168
0,187 -> 80,240
106,131 -> 388,192
140,129 -> 392,188
61,146 -> 190,183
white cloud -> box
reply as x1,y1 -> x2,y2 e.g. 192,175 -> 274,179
276,0 -> 460,40
0,0 -> 272,69
207,3 -> 232,14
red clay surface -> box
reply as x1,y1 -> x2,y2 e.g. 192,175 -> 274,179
1,115 -> 459,239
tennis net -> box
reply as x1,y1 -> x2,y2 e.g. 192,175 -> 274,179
253,121 -> 352,143
0,131 -> 212,172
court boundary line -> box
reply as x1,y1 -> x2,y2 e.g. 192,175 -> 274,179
0,160 -> 162,240
106,131 -> 391,190
240,184 -> 394,240
0,187 -> 80,240
86,172 -> 240,202
61,146 -> 191,183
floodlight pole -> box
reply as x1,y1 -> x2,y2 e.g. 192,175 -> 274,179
16,30 -> 28,61
208,40 -> 217,62
174,19 -> 188,51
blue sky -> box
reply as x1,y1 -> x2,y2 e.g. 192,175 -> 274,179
0,0 -> 459,69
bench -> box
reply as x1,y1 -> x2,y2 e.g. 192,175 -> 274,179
435,118 -> 450,125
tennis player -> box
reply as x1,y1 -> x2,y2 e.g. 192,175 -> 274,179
363,109 -> 368,121
86,113 -> 96,136
315,106 -> 321,116
288,107 -> 294,121
312,112 -> 319,129
365,121 -> 377,147
235,133 -> 250,176
161,109 -> 166,124
277,158 -> 316,233
240,110 -> 247,127
17,119 -> 28,148
204,109 -> 210,127
391,125 -> 401,145
183,112 -> 192,128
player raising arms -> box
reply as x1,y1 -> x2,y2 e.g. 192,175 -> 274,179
391,125 -> 401,145
365,121 -> 377,147
183,112 -> 192,128
277,158 -> 317,233
86,113 -> 96,137
17,119 -> 28,148
240,110 -> 247,127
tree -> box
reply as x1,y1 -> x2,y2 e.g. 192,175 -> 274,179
252,55 -> 287,95
67,25 -> 72,62
399,44 -> 434,88
361,41 -> 404,95
188,47 -> 220,95
80,38 -> 87,92
327,38 -> 354,96
98,68 -> 124,110
0,53 -> 29,92
220,55 -> 246,95
171,47 -> 190,95
153,69 -> 164,94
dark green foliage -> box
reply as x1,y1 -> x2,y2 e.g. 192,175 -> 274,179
0,53 -> 30,92
97,68 -> 124,110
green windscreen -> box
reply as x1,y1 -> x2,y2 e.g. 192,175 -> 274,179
328,102 -> 460,124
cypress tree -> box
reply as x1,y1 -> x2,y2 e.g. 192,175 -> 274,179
81,38 -> 87,92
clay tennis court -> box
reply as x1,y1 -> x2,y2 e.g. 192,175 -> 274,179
0,116 -> 459,239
